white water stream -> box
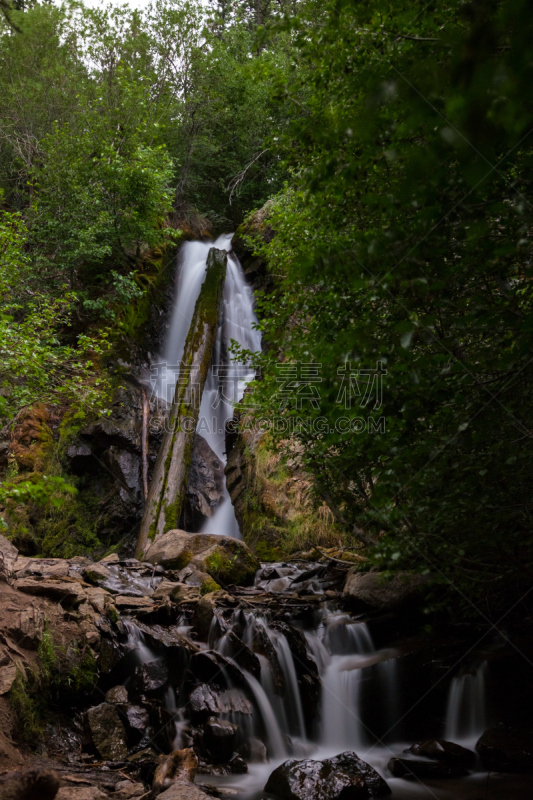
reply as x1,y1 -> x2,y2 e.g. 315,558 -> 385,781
153,233 -> 261,539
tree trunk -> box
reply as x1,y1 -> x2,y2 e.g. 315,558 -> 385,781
135,247 -> 227,559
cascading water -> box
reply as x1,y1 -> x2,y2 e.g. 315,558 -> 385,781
139,237 -> 497,798
153,233 -> 261,539
445,661 -> 487,742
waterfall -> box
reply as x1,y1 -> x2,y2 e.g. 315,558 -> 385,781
445,661 -> 487,742
152,233 -> 261,539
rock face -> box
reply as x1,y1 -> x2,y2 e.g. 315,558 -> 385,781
204,716 -> 237,762
180,434 -> 225,531
476,727 -> 533,772
343,571 -> 430,611
264,752 -> 391,799
87,703 -> 129,761
136,248 -> 228,554
0,535 -> 18,581
143,530 -> 259,586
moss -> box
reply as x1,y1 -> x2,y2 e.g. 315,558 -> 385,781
200,577 -> 221,595
168,549 -> 192,570
9,670 -> 43,743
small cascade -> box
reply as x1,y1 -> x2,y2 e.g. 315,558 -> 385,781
445,661 -> 488,742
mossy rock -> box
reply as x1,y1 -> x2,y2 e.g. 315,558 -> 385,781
143,529 -> 259,587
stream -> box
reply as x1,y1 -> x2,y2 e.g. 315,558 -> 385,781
121,234 -> 526,798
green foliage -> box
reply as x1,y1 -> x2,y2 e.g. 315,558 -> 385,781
238,0 -> 533,616
10,627 -> 97,744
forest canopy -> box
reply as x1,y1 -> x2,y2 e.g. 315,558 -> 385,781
1,0 -> 533,614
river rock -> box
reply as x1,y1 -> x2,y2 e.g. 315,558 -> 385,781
343,571 -> 430,611
87,703 -> 128,761
476,727 -> 533,772
120,704 -> 150,743
387,757 -> 465,780
153,749 -> 198,794
272,621 -> 321,728
133,660 -> 169,693
190,651 -> 247,689
264,751 -> 391,799
56,789 -> 108,800
223,630 -> 261,680
189,685 -> 252,718
83,563 -> 112,586
407,739 -> 475,769
105,686 -> 129,704
143,530 -> 259,586
157,782 -> 211,800
204,717 -> 237,761
0,769 -> 60,800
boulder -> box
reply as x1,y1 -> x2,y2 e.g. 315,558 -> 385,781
188,685 -> 252,718
387,757 -> 465,780
83,563 -> 112,586
133,660 -> 169,693
152,582 -> 200,604
343,571 -> 430,611
105,686 -> 129,704
265,752 -> 391,799
0,769 -> 60,800
407,739 -> 475,769
0,664 -> 17,695
120,704 -> 150,743
204,717 -> 237,762
143,530 -> 259,587
223,630 -> 261,680
157,782 -> 211,800
6,607 -> 44,649
189,651 -> 246,689
476,727 -> 533,773
87,703 -> 129,761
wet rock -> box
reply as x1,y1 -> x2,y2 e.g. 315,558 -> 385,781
189,685 -> 252,719
152,581 -> 200,604
223,630 -> 261,680
120,705 -> 150,744
239,737 -> 268,763
83,563 -> 112,586
195,593 -> 215,640
387,757 -> 465,780
0,535 -> 18,581
99,638 -> 124,674
343,571 -> 431,612
143,530 -> 259,586
265,751 -> 391,799
476,727 -> 533,773
153,749 -> 198,795
181,434 -> 225,531
254,626 -> 285,695
204,717 -> 237,762
87,703 -> 128,761
407,739 -> 475,769
133,660 -> 169,693
228,754 -> 248,774
105,686 -> 129,704
0,768 -> 60,800
189,651 -> 246,689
